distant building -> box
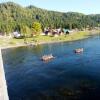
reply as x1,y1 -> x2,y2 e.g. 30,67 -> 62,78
63,29 -> 70,34
63,29 -> 73,34
13,31 -> 21,38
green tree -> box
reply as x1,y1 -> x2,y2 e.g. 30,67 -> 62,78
21,25 -> 31,36
32,22 -> 42,35
20,25 -> 32,43
0,2 -> 100,33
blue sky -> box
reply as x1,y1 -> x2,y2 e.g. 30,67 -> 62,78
0,0 -> 100,14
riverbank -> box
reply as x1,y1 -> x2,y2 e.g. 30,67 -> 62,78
0,30 -> 100,49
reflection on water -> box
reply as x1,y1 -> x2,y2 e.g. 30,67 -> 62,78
2,35 -> 100,100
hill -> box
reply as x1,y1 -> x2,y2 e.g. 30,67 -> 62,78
0,2 -> 100,34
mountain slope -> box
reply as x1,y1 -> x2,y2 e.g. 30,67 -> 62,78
0,2 -> 99,34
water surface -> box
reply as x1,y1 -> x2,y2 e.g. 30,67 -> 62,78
2,35 -> 100,100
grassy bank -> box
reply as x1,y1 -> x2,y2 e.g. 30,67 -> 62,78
34,31 -> 90,43
0,31 -> 100,48
25,31 -> 99,44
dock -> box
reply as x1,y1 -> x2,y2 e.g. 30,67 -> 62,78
0,49 -> 9,100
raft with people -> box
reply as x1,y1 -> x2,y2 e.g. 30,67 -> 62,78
74,48 -> 83,53
41,54 -> 55,61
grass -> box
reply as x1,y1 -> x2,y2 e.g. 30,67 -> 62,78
32,31 -> 90,43
0,31 -> 99,48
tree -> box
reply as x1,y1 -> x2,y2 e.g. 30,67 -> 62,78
20,25 -> 32,43
21,25 -> 31,36
32,22 -> 42,35
0,2 -> 100,33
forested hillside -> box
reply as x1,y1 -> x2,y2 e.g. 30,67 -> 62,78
0,2 -> 100,34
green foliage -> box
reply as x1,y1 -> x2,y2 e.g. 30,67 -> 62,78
0,2 -> 100,35
32,22 -> 42,35
21,25 -> 31,36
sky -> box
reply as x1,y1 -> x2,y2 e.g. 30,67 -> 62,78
0,0 -> 100,14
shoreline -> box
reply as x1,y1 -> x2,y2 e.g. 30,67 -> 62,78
0,36 -> 91,50
0,37 -> 89,49
1,31 -> 100,50
1,44 -> 26,50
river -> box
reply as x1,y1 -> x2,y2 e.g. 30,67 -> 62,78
2,35 -> 100,100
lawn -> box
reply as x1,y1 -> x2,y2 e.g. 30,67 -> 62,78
0,31 -> 99,48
